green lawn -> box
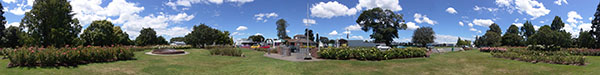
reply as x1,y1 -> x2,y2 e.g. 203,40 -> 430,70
0,49 -> 599,75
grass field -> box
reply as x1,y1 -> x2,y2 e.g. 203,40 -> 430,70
0,49 -> 598,75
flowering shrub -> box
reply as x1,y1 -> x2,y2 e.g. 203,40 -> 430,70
255,48 -> 277,53
566,48 -> 600,56
5,46 -> 135,67
318,47 -> 428,60
491,48 -> 585,66
209,48 -> 243,57
479,47 -> 507,52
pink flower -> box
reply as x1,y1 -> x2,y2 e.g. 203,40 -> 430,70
30,50 -> 34,53
72,48 -> 77,50
62,52 -> 66,55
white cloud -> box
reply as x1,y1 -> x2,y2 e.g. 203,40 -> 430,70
512,23 -> 524,27
169,13 -> 195,22
355,0 -> 403,11
165,0 -> 254,10
254,12 -> 278,22
302,18 -> 317,26
514,0 -> 551,19
589,17 -> 594,21
310,1 -> 358,18
329,30 -> 338,36
473,6 -> 499,12
343,31 -> 351,34
2,0 -> 15,3
446,7 -> 457,14
414,13 -> 437,25
554,0 -> 568,5
566,11 -> 582,24
459,21 -> 464,26
496,0 -> 512,7
286,30 -> 290,32
469,28 -> 478,31
406,22 -> 420,30
310,0 -> 402,18
254,33 -> 263,35
514,18 -> 519,22
472,19 -> 494,27
345,24 -> 362,31
156,27 -> 192,37
434,34 -> 474,44
534,25 -> 540,30
350,36 -> 366,40
468,23 -> 474,27
236,26 -> 248,31
5,22 -> 19,28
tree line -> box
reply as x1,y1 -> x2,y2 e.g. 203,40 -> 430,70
0,0 -> 233,48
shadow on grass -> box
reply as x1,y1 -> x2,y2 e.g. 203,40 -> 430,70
7,58 -> 138,69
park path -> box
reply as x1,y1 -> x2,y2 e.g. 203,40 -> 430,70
431,48 -> 464,53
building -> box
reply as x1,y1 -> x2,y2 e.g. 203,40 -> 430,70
347,40 -> 377,47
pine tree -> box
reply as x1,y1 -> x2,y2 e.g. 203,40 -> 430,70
592,2 -> 600,48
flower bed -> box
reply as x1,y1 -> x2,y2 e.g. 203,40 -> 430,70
318,47 -> 428,60
490,48 -> 585,66
566,48 -> 600,56
255,48 -> 277,53
209,48 -> 243,57
5,46 -> 135,67
479,47 -> 507,52
152,45 -> 192,49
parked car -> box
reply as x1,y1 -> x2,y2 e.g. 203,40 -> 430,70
376,44 -> 391,50
260,45 -> 270,48
251,45 -> 261,49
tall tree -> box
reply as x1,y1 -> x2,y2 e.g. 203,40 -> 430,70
169,37 -> 186,43
304,29 -> 314,41
157,36 -> 168,45
502,25 -> 523,46
356,7 -> 407,45
248,35 -> 265,43
521,21 -> 536,38
3,26 -> 21,48
113,26 -> 133,45
0,2 -> 5,47
412,27 -> 435,47
80,20 -> 115,46
135,28 -> 158,46
577,29 -> 595,48
20,0 -> 82,47
528,25 -> 572,48
185,24 -> 233,47
489,23 -> 502,34
551,16 -> 565,31
276,19 -> 290,39
592,2 -> 600,48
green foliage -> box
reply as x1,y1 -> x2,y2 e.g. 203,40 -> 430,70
113,26 -> 133,45
135,28 -> 159,46
412,27 -> 435,46
209,48 -> 243,57
593,2 -> 600,48
305,29 -> 315,41
5,46 -> 135,67
3,26 -> 21,48
577,30 -> 595,48
276,19 -> 289,39
184,24 -> 233,48
481,24 -> 503,47
20,0 -> 82,47
157,36 -> 168,45
318,47 -> 428,60
248,35 -> 265,43
527,25 -> 572,49
356,7 -> 407,45
521,21 -> 536,38
456,38 -> 471,46
501,25 -> 523,46
491,48 -> 585,66
0,3 -> 5,47
169,37 -> 185,43
551,16 -> 565,31
81,20 -> 116,46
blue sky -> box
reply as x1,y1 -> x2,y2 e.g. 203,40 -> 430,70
1,0 -> 598,44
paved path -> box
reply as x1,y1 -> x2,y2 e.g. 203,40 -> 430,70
263,53 -> 323,62
432,48 -> 464,53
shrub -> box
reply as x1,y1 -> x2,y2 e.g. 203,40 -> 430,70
255,48 -> 277,53
318,47 -> 427,60
566,48 -> 600,56
5,46 -> 135,67
209,48 -> 243,57
491,48 -> 585,66
479,47 -> 507,52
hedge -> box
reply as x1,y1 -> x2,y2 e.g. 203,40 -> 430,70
318,47 -> 428,60
4,46 -> 135,67
209,48 -> 243,57
491,48 -> 585,66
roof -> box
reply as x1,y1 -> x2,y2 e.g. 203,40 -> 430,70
286,39 -> 316,43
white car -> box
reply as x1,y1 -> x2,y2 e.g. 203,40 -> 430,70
376,45 -> 391,50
